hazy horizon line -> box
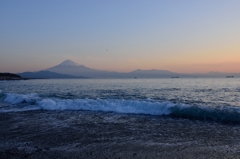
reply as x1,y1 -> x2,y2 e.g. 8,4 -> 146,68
1,60 -> 240,74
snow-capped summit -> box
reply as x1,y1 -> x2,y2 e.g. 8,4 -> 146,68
45,59 -> 97,77
58,60 -> 80,67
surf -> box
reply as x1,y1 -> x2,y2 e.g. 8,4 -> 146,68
1,92 -> 240,124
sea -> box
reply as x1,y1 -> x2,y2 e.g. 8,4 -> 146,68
0,78 -> 240,124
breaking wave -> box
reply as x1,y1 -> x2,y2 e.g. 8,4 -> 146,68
1,92 -> 240,124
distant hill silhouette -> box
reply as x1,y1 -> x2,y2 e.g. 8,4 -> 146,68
18,71 -> 85,79
0,73 -> 21,78
127,69 -> 185,78
0,73 -> 22,80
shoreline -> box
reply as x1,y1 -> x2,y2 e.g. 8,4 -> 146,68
1,110 -> 240,159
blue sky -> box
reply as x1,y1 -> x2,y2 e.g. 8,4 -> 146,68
1,0 -> 240,73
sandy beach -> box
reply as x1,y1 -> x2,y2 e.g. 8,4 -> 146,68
1,110 -> 240,159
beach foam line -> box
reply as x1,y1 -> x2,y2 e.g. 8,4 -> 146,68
1,92 -> 240,124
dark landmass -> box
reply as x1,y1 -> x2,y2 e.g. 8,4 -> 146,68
0,73 -> 24,80
1,110 -> 240,159
18,71 -> 85,79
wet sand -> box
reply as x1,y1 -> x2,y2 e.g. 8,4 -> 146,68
1,110 -> 240,159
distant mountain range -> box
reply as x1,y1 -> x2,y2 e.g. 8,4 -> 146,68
17,60 -> 240,79
45,60 -> 189,78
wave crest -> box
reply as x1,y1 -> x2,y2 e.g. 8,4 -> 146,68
38,98 -> 175,115
1,92 -> 240,124
3,93 -> 39,104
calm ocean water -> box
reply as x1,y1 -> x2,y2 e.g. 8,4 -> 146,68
1,78 -> 240,124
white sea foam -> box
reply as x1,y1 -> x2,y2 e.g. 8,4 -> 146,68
3,93 -> 39,104
1,92 -> 178,115
0,107 -> 40,113
38,98 -> 176,115
2,92 -> 240,124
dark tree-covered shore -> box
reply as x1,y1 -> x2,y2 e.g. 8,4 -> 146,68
0,73 -> 22,80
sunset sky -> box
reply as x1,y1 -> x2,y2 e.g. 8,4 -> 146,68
1,0 -> 240,73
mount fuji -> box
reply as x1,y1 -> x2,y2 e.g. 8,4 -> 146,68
57,60 -> 81,67
45,60 -> 123,78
